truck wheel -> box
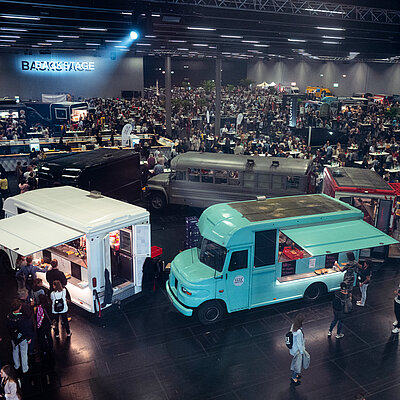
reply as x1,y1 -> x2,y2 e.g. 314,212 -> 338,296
304,283 -> 327,302
149,193 -> 166,211
197,300 -> 225,324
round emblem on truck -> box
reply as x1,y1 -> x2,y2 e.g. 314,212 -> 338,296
233,275 -> 245,286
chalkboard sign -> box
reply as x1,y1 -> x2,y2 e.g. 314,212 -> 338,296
282,260 -> 296,277
325,253 -> 338,268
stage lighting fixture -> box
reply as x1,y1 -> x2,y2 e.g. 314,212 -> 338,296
130,31 -> 139,40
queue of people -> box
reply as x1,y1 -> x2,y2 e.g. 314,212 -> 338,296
3,257 -> 71,388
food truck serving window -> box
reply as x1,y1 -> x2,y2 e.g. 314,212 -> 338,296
0,212 -> 83,256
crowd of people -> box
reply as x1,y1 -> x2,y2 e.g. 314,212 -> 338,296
2,85 -> 400,399
0,112 -> 27,141
77,87 -> 400,185
0,256 -> 71,398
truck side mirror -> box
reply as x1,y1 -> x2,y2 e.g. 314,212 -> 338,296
214,271 -> 223,280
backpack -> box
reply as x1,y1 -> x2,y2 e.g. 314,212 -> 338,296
7,314 -> 24,345
285,331 -> 293,349
342,297 -> 353,314
54,294 -> 64,313
25,271 -> 34,287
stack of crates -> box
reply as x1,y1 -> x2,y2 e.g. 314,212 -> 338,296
185,216 -> 200,249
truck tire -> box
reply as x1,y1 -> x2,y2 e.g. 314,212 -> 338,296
197,300 -> 225,324
149,192 -> 166,211
304,283 -> 327,302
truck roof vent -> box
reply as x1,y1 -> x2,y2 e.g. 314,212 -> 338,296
246,159 -> 255,168
332,169 -> 344,177
87,190 -> 103,199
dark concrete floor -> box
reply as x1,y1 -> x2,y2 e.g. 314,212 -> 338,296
1,176 -> 400,399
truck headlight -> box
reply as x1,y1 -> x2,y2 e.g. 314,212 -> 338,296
181,286 -> 192,296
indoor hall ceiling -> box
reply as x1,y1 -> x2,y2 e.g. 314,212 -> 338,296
0,0 -> 399,62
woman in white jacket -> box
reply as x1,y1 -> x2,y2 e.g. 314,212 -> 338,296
0,365 -> 21,400
289,314 -> 309,385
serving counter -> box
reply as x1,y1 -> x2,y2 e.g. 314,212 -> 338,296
277,268 -> 340,283
44,243 -> 88,288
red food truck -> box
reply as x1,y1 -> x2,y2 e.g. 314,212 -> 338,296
323,167 -> 398,259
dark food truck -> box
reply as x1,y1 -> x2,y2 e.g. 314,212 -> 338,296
38,148 -> 142,204
323,166 -> 397,259
146,152 -> 316,210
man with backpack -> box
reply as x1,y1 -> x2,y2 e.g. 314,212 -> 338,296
328,282 -> 352,339
15,256 -> 48,295
6,300 -> 33,373
334,251 -> 360,293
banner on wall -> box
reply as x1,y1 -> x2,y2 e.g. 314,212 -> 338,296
41,94 -> 67,103
21,60 -> 95,72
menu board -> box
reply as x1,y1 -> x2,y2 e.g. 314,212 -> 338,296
282,260 -> 296,277
325,253 -> 338,268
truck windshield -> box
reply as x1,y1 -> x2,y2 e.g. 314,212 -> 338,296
197,236 -> 227,272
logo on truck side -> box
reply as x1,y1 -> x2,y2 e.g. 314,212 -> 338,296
233,275 -> 245,286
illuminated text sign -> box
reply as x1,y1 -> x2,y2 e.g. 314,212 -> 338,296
21,60 -> 95,72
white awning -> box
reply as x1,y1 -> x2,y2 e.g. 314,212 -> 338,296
0,213 -> 83,256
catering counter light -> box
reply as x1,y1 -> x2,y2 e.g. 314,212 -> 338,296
0,186 -> 151,313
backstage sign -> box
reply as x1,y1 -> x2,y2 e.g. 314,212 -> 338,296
21,60 -> 95,72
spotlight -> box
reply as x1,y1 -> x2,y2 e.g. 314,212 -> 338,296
130,31 -> 139,40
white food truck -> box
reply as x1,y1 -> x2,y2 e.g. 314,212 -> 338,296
0,186 -> 151,313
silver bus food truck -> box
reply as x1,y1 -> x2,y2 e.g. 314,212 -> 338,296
146,152 -> 316,210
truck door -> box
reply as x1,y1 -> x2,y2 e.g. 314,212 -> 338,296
224,249 -> 250,311
375,199 -> 392,233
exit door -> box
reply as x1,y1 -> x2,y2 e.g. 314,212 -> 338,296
224,249 -> 250,311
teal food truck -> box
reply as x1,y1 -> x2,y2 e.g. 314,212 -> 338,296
166,194 -> 397,324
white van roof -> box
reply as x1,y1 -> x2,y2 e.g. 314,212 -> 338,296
3,186 -> 149,234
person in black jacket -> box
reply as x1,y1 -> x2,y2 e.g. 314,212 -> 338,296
328,282 -> 351,340
46,260 -> 67,292
6,300 -> 33,373
35,294 -> 53,356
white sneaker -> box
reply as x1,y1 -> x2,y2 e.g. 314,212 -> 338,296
356,301 -> 365,306
328,331 -> 332,337
393,320 -> 398,326
392,327 -> 399,334
336,333 -> 344,339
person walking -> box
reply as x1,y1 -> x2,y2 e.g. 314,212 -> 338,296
50,280 -> 71,338
0,365 -> 21,400
289,314 -> 310,385
328,282 -> 351,339
356,259 -> 372,307
6,300 -> 32,374
392,282 -> 400,334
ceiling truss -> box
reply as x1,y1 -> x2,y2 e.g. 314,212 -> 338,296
150,0 -> 400,24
